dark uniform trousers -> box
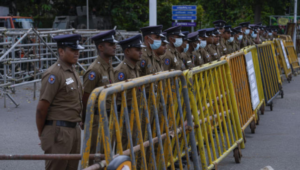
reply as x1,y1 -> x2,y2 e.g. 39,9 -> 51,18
40,122 -> 81,170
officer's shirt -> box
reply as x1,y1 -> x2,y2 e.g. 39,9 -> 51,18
240,35 -> 248,48
220,38 -> 228,55
178,51 -> 187,70
192,50 -> 204,66
138,48 -> 157,76
39,59 -> 82,122
199,47 -> 212,64
83,56 -> 114,108
161,44 -> 181,70
183,50 -> 194,69
247,35 -> 255,45
205,44 -> 220,61
225,40 -> 235,54
233,39 -> 240,51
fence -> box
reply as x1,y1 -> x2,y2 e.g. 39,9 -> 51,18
221,51 -> 261,137
0,28 -> 139,108
285,40 -> 300,74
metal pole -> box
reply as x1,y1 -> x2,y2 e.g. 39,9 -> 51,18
294,0 -> 297,51
86,0 -> 89,29
149,0 -> 157,26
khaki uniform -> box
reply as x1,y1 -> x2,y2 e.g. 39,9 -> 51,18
200,47 -> 213,64
138,48 -> 163,76
161,44 -> 181,70
206,44 -> 220,61
192,50 -> 204,66
240,35 -> 254,48
39,59 -> 82,170
182,50 -> 194,69
178,52 -> 187,70
225,40 -> 235,54
233,39 -> 240,51
247,35 -> 255,45
219,38 -> 228,55
83,56 -> 114,165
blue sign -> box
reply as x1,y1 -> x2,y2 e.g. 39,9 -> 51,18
172,16 -> 197,20
172,11 -> 196,15
172,5 -> 197,10
172,22 -> 196,27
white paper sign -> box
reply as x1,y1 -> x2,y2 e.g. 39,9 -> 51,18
245,52 -> 260,110
280,40 -> 290,69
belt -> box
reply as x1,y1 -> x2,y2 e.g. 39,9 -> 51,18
45,120 -> 77,128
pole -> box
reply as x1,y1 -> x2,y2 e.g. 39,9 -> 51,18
149,0 -> 157,26
86,0 -> 89,29
294,0 -> 297,51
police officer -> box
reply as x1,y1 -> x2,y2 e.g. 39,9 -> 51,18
198,29 -> 213,64
178,31 -> 189,70
258,25 -> 266,42
205,28 -> 220,61
81,30 -> 117,165
239,22 -> 253,48
223,25 -> 235,54
161,26 -> 185,70
114,34 -> 145,82
249,24 -> 260,44
154,32 -> 169,63
189,31 -> 204,67
139,25 -> 164,75
233,26 -> 243,50
213,28 -> 222,58
213,20 -> 228,55
36,34 -> 84,170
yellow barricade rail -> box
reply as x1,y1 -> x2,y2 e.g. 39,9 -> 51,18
243,46 -> 265,115
221,51 -> 260,136
81,71 -> 201,170
278,35 -> 292,41
273,39 -> 292,82
256,43 -> 282,110
185,60 -> 244,170
267,40 -> 283,86
285,40 -> 300,74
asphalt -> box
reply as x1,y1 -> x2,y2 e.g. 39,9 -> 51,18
0,74 -> 300,170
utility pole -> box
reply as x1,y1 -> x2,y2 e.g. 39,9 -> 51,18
149,0 -> 157,26
86,0 -> 89,29
294,0 -> 297,50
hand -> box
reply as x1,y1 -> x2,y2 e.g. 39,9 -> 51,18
79,122 -> 84,130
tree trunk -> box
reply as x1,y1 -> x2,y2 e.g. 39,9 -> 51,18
254,2 -> 262,24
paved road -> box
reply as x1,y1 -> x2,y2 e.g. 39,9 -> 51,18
0,74 -> 299,170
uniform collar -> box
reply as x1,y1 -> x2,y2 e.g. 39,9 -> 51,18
57,59 -> 74,72
144,47 -> 153,57
124,58 -> 136,69
97,55 -> 112,71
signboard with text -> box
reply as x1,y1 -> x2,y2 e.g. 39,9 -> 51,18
172,5 -> 197,22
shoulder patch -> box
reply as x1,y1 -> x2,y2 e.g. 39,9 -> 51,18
118,72 -> 125,81
165,58 -> 170,65
140,60 -> 146,68
89,71 -> 96,81
48,75 -> 56,84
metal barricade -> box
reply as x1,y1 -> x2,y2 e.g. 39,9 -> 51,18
243,46 -> 265,115
81,71 -> 200,170
256,43 -> 282,111
185,60 -> 244,169
221,51 -> 262,137
285,40 -> 300,74
273,39 -> 293,82
278,35 -> 292,41
266,41 -> 283,87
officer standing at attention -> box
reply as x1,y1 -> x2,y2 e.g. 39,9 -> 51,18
178,31 -> 189,70
114,34 -> 145,82
213,20 -> 227,55
139,25 -> 164,75
36,34 -> 84,170
212,28 -> 222,58
154,32 -> 169,65
184,32 -> 197,69
234,26 -> 243,50
81,30 -> 117,165
223,26 -> 235,54
198,29 -> 213,64
189,31 -> 204,67
161,26 -> 185,70
205,28 -> 220,61
239,22 -> 252,48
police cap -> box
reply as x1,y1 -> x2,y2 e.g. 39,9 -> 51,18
188,32 -> 199,42
197,29 -> 208,38
239,22 -> 250,28
224,25 -> 233,33
91,30 -> 118,44
53,34 -> 84,50
205,28 -> 216,36
118,34 -> 146,51
164,26 -> 185,37
140,25 -> 164,37
213,20 -> 226,28
182,31 -> 189,41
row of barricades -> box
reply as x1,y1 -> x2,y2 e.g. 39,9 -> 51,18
81,37 -> 299,170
